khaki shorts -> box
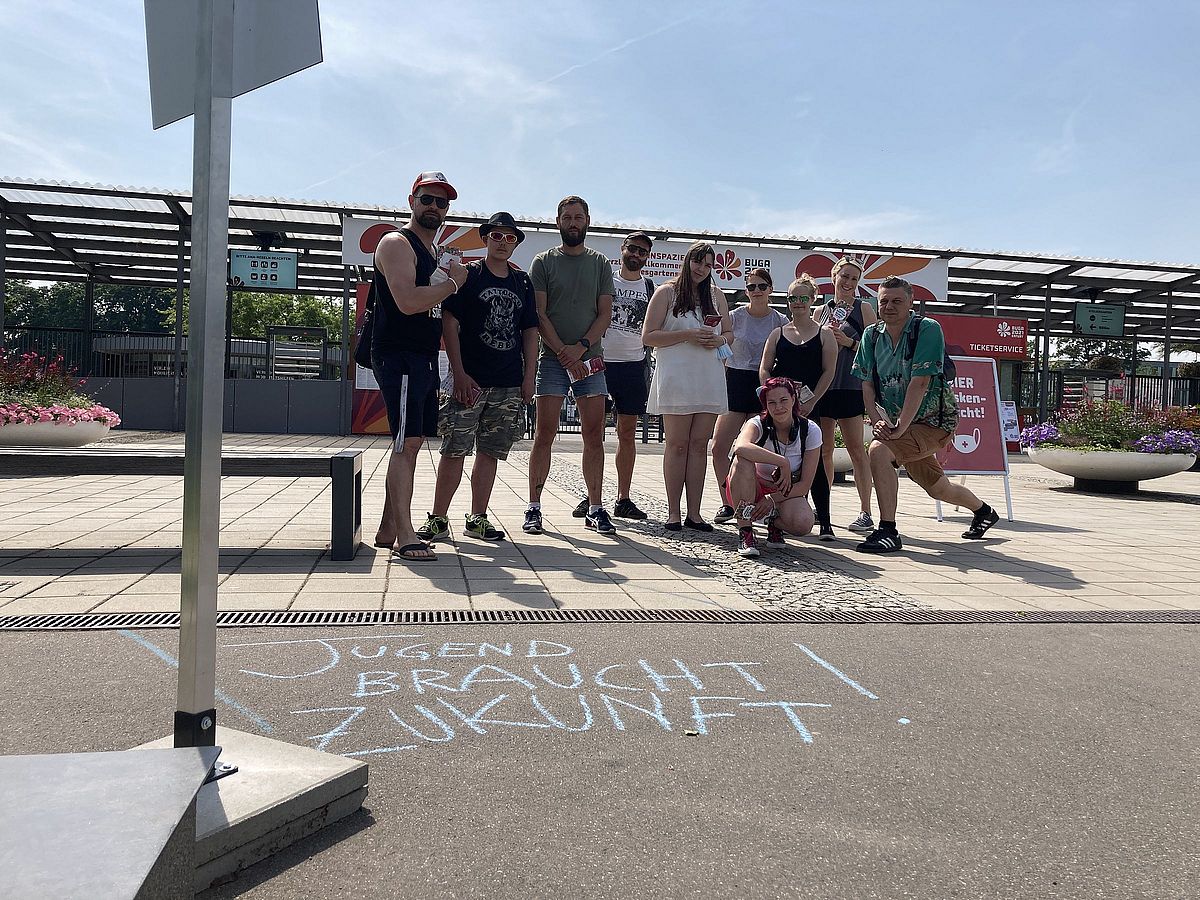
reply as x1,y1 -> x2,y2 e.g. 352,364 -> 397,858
438,386 -> 526,460
877,423 -> 952,492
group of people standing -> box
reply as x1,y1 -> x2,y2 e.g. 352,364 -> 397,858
367,170 -> 999,563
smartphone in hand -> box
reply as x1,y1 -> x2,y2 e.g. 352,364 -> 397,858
703,314 -> 721,327
874,402 -> 895,428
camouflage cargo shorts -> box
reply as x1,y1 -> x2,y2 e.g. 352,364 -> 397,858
438,386 -> 526,459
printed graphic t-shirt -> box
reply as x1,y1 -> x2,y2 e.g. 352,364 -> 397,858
444,262 -> 539,388
530,246 -> 615,362
604,273 -> 653,362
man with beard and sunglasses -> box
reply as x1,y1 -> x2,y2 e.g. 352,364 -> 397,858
370,171 -> 468,563
570,231 -> 656,521
524,195 -> 616,536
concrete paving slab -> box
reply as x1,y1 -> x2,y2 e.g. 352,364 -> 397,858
136,728 -> 368,893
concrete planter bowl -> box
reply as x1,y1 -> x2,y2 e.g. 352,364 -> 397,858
0,420 -> 111,447
1028,446 -> 1196,493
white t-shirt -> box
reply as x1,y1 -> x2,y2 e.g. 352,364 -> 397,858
747,416 -> 823,481
604,273 -> 653,362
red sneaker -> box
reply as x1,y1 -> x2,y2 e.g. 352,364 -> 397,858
737,526 -> 760,558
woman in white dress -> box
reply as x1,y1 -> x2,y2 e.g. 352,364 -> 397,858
642,242 -> 732,532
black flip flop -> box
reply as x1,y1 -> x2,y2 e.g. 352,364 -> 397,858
396,542 -> 437,562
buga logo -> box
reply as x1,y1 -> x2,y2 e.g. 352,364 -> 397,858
996,322 -> 1012,337
713,249 -> 742,281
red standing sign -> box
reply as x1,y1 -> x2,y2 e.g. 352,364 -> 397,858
936,357 -> 1008,475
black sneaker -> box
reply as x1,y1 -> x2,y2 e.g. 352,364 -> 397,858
585,507 -> 617,534
572,498 -> 589,518
818,523 -> 836,542
613,497 -> 648,520
416,513 -> 450,543
962,506 -> 1000,539
465,514 -> 505,541
855,528 -> 904,554
523,507 -> 543,535
713,505 -> 736,525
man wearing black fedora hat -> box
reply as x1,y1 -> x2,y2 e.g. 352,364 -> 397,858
417,212 -> 539,544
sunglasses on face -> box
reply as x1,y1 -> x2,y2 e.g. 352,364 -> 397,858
624,244 -> 651,256
416,194 -> 449,209
746,283 -> 770,292
788,294 -> 813,303
488,232 -> 519,245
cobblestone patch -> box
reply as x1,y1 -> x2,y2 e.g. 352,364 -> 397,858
513,451 -> 926,612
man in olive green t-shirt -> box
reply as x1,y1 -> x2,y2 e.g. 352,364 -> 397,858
523,195 -> 615,536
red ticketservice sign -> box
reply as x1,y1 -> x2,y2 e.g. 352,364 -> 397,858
936,357 -> 1009,476
929,313 -> 1028,361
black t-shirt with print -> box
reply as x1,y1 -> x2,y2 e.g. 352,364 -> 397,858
443,261 -> 539,388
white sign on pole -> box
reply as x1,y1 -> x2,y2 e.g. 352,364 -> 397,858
145,0 -> 323,129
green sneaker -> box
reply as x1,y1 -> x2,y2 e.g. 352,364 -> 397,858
416,513 -> 450,542
465,514 -> 505,542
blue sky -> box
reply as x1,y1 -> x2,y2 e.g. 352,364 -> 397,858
1,0 -> 1198,265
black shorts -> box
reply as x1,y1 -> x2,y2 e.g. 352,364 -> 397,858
605,358 -> 649,416
373,349 -> 439,442
725,367 -> 762,414
817,387 -> 865,420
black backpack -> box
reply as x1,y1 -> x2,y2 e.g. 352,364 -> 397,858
868,314 -> 956,428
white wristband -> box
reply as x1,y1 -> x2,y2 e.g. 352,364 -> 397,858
447,276 -> 462,294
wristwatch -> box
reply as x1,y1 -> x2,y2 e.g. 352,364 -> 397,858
578,338 -> 591,350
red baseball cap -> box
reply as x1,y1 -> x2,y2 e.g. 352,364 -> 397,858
410,171 -> 458,201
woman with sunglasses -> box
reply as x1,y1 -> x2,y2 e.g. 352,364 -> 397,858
726,377 -> 823,558
710,268 -> 788,525
758,274 -> 837,538
817,257 -> 878,534
642,241 -> 733,532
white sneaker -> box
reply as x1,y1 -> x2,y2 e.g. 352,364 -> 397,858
848,512 -> 874,533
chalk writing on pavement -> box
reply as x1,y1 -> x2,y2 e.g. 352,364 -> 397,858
224,634 -> 892,757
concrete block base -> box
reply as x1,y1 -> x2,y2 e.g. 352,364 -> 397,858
136,727 -> 368,893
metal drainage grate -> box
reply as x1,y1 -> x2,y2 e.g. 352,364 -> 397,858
1,608 -> 1199,631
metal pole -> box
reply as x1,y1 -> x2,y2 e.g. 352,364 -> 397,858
176,0 -> 234,748
1162,290 -> 1173,408
0,202 -> 7,339
1038,280 -> 1052,422
340,266 -> 351,435
173,229 -> 186,430
83,276 -> 96,376
1128,332 -> 1138,407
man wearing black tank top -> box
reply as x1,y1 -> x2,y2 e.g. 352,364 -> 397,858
371,171 -> 468,562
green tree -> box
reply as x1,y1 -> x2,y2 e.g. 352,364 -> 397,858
3,279 -> 85,327
230,292 -> 342,340
1053,338 -> 1150,371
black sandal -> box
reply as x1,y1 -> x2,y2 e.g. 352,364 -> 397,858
684,517 -> 714,533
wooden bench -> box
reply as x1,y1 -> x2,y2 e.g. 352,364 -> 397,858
0,447 -> 363,560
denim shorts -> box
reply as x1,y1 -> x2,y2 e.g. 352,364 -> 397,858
535,355 -> 608,398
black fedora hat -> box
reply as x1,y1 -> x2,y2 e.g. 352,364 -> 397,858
478,211 -> 525,244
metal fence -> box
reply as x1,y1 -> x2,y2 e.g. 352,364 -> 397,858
3,325 -> 344,380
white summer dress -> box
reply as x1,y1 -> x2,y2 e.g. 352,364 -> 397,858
646,286 -> 730,416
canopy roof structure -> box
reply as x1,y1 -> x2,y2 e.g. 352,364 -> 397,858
2,177 -> 1198,344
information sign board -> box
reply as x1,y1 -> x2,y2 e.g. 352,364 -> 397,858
230,250 -> 297,290
1073,303 -> 1125,337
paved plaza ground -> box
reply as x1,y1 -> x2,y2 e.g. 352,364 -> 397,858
2,430 -> 1197,617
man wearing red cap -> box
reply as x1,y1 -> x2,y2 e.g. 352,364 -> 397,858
371,171 -> 468,562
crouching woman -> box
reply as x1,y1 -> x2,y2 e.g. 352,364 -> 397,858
726,377 -> 823,558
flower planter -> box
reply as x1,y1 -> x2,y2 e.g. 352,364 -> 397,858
1027,446 -> 1196,494
0,421 -> 112,448
831,447 -> 853,473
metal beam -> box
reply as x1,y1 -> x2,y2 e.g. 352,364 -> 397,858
176,0 -> 233,749
4,210 -> 114,282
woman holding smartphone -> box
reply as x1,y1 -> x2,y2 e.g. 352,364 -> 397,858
711,268 -> 788,525
643,241 -> 732,532
817,257 -> 878,533
759,274 -> 837,539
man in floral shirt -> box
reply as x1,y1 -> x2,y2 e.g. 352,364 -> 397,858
851,277 -> 999,553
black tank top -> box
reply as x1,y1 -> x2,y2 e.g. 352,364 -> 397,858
770,327 -> 824,391
371,227 -> 441,356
